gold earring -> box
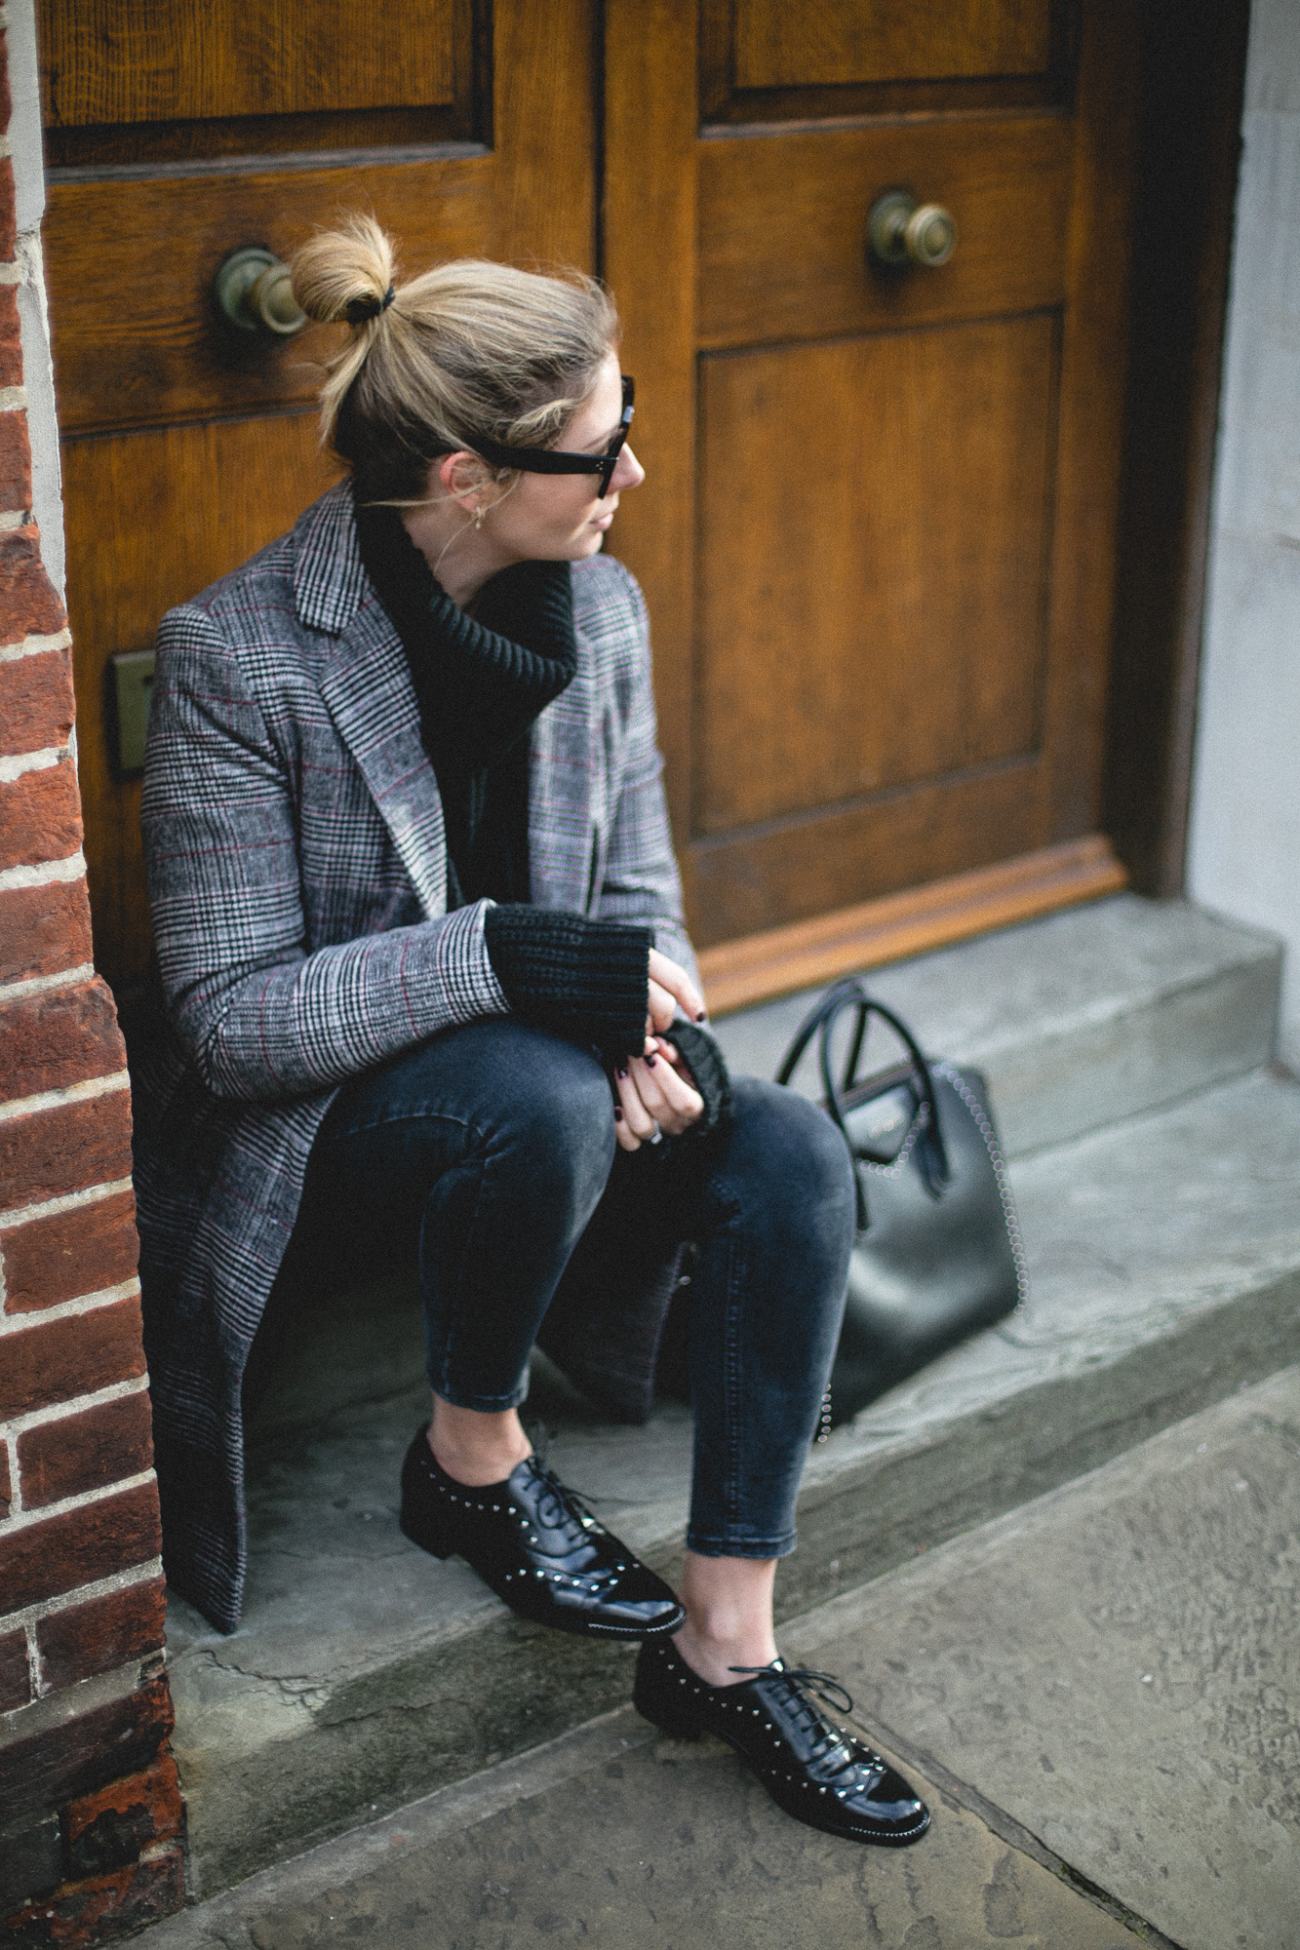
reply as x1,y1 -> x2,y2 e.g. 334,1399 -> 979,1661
472,503 -> 487,531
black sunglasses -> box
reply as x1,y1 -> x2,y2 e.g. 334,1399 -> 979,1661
471,374 -> 635,500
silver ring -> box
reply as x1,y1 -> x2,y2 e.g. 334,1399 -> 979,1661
646,1123 -> 664,1145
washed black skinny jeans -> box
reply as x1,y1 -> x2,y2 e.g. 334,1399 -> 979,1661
295,1019 -> 856,1559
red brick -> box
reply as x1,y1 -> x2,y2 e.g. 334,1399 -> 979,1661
0,978 -> 125,1102
64,1755 -> 182,1879
0,525 -> 64,647
0,878 -> 92,987
0,648 -> 74,755
0,407 -> 31,514
1,1842 -> 185,1945
0,158 -> 14,264
0,1813 -> 60,1912
0,757 -> 83,873
0,1674 -> 172,1823
65,1754 -> 181,1850
0,286 -> 21,393
0,1628 -> 29,1712
2,1188 -> 138,1314
0,1438 -> 9,1517
0,1089 -> 133,1214
18,1392 -> 153,1510
0,1294 -> 145,1421
38,1579 -> 166,1694
0,1479 -> 159,1614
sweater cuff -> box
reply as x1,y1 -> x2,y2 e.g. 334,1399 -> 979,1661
483,904 -> 651,1062
662,1019 -> 733,1138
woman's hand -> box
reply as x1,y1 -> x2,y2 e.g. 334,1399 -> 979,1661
646,948 -> 706,1040
612,1040 -> 705,1152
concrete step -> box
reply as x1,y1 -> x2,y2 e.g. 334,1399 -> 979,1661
250,893 -> 1282,1446
164,1062 -> 1300,1897
713,891 -> 1280,1159
144,1366 -> 1300,1950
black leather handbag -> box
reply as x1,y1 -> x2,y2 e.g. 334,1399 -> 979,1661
775,977 -> 1027,1430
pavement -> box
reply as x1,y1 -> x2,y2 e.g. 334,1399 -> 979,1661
136,1362 -> 1300,1949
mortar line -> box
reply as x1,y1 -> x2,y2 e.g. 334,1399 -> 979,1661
0,1557 -> 162,1638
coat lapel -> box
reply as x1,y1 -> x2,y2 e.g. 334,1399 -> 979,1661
293,482 -> 606,921
297,485 -> 449,919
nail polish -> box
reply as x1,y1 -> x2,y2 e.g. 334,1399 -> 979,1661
696,1010 -> 707,1022
617,1066 -> 628,1079
645,1051 -> 658,1066
613,1106 -> 624,1121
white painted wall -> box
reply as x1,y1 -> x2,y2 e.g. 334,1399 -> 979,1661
1187,0 -> 1300,1072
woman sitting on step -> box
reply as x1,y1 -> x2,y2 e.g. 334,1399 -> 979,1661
135,215 -> 929,1849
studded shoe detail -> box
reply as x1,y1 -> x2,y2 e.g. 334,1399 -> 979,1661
633,1636 -> 930,1845
399,1427 -> 685,1640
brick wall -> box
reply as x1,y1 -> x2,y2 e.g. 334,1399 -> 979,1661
0,12 -> 185,1943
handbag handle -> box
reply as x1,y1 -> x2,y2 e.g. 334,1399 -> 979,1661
776,977 -> 950,1227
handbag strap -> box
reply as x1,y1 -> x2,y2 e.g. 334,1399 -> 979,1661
775,976 -> 866,1088
776,977 -> 951,1227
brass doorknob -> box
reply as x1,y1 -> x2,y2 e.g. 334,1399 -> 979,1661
214,246 -> 307,337
867,192 -> 958,269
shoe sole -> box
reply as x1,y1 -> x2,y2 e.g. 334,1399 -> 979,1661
633,1691 -> 931,1847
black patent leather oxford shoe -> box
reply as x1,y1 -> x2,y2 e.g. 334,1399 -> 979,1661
399,1427 -> 685,1640
633,1636 -> 931,1845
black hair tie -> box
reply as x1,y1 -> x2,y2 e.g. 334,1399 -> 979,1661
345,284 -> 396,325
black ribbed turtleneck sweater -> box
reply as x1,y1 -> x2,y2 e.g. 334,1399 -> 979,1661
356,499 -> 574,907
353,498 -> 731,1133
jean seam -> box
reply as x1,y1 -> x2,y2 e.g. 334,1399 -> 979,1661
711,1189 -> 746,1535
432,1379 -> 529,1413
685,1529 -> 797,1560
424,1146 -> 497,1397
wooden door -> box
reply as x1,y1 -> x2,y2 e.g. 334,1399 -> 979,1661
40,0 -> 596,1000
606,0 -> 1140,1008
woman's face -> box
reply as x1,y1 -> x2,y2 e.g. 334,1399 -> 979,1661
469,349 -> 645,567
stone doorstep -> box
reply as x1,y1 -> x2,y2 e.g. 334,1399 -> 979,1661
164,1064 -> 1300,1898
712,892 -> 1280,1161
248,891 -> 1282,1450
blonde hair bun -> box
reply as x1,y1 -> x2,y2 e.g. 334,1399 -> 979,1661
290,214 -> 398,329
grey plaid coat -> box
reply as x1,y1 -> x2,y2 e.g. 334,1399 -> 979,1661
136,482 -> 701,1632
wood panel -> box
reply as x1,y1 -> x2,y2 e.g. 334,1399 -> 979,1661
700,0 -> 1071,124
733,0 -> 1055,87
43,2 -> 456,124
44,159 -> 497,434
691,755 -> 1046,946
40,0 -> 480,165
63,417 -> 339,989
698,116 -> 1071,348
696,315 -> 1058,831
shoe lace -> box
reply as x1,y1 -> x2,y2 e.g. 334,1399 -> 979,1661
530,1462 -> 625,1590
529,1459 -> 609,1555
729,1664 -> 873,1776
